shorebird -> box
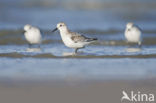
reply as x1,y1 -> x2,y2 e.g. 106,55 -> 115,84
24,24 -> 42,47
52,22 -> 97,53
125,22 -> 142,46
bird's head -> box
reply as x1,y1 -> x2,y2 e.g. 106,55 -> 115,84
24,24 -> 32,31
126,22 -> 134,29
52,22 -> 67,32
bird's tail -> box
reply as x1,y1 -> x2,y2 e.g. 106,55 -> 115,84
86,38 -> 98,42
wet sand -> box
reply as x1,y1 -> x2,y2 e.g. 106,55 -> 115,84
0,79 -> 156,103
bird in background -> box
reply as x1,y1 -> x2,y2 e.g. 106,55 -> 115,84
24,24 -> 42,48
125,22 -> 142,46
52,22 -> 97,53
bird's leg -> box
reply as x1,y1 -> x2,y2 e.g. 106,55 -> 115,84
138,44 -> 142,48
38,44 -> 41,48
138,42 -> 142,48
75,48 -> 79,54
28,44 -> 32,48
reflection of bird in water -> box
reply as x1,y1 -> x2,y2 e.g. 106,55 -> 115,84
125,47 -> 141,52
62,52 -> 77,56
62,51 -> 85,56
24,24 -> 42,48
62,52 -> 96,57
52,22 -> 97,53
26,48 -> 41,52
125,22 -> 142,46
121,91 -> 131,101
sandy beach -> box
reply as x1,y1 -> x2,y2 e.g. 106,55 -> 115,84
0,79 -> 156,103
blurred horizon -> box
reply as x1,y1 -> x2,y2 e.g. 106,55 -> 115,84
1,0 -> 156,10
0,0 -> 156,30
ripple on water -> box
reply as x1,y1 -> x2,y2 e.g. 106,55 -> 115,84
0,44 -> 156,58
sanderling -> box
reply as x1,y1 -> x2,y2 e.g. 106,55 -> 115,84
52,22 -> 97,53
125,22 -> 142,46
24,24 -> 42,47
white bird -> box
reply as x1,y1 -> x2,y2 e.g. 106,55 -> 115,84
24,24 -> 42,47
125,22 -> 142,46
52,22 -> 97,53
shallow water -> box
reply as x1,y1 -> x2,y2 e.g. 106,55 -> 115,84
0,0 -> 156,81
0,29 -> 156,81
0,58 -> 156,81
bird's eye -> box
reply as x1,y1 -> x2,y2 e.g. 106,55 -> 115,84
60,25 -> 62,27
128,29 -> 131,31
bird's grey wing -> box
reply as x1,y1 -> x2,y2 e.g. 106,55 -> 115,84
134,25 -> 142,32
71,34 -> 87,43
70,31 -> 97,43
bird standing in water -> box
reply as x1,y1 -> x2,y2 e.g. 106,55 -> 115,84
125,22 -> 142,46
24,24 -> 42,47
52,22 -> 97,53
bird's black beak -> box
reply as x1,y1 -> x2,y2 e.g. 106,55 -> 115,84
22,30 -> 25,34
52,28 -> 58,32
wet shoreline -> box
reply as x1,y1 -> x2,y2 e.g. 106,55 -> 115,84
0,53 -> 156,58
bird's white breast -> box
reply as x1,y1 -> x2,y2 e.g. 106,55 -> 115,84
60,31 -> 84,48
125,27 -> 142,43
24,28 -> 42,44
